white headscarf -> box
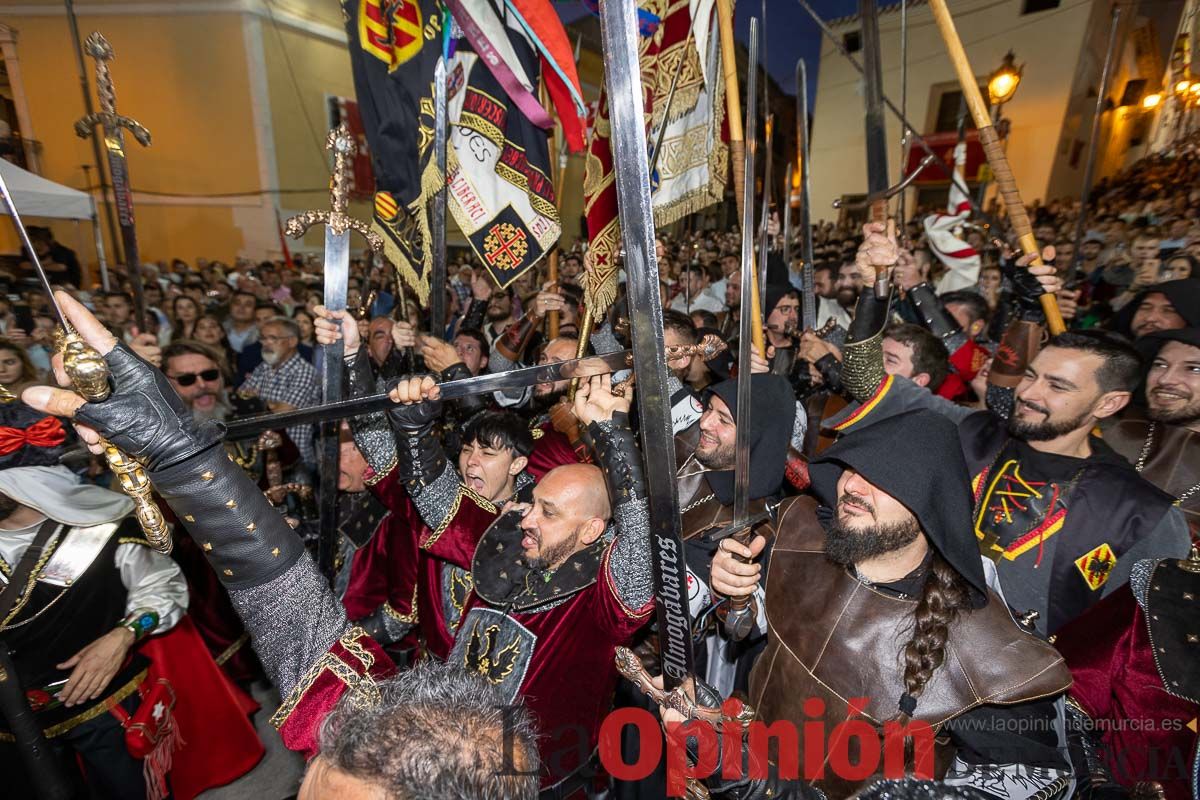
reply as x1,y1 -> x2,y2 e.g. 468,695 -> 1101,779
0,465 -> 133,526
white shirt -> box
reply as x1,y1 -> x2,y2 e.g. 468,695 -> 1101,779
816,296 -> 852,330
670,288 -> 725,315
0,519 -> 188,631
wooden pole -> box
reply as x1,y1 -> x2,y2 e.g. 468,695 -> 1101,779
717,0 -> 765,358
927,0 -> 1066,334
541,80 -> 560,339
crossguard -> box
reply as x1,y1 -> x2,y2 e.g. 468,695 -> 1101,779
76,32 -> 151,147
285,210 -> 384,251
74,113 -> 151,148
614,646 -> 756,728
285,124 -> 383,251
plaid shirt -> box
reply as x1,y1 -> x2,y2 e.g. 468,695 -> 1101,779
240,352 -> 319,464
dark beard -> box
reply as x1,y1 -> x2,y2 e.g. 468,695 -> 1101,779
1148,393 -> 1200,426
527,536 -> 578,571
486,307 -> 510,322
836,288 -> 859,307
531,388 -> 566,415
0,493 -> 19,524
825,500 -> 922,566
1007,401 -> 1092,442
694,442 -> 735,471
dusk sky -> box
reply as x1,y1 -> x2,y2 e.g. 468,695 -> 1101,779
555,0 -> 888,100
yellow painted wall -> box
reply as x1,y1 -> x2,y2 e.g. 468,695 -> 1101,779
0,8 -> 262,273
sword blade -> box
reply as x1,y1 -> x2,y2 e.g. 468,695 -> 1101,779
223,350 -> 633,441
757,114 -> 773,296
860,0 -> 889,203
0,171 -> 68,326
318,227 -> 350,576
733,20 -> 759,529
781,161 -> 793,281
796,58 -> 817,329
429,57 -> 448,335
598,0 -> 694,689
103,133 -> 149,332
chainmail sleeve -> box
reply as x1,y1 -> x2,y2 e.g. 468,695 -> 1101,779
229,556 -> 351,698
590,322 -> 622,355
583,415 -> 653,611
345,345 -> 397,482
840,292 -> 890,401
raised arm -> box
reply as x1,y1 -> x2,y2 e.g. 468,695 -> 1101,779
27,293 -> 350,703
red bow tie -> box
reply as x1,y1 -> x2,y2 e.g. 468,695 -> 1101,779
0,416 -> 67,456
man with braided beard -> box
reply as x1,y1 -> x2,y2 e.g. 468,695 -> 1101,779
702,410 -> 1073,799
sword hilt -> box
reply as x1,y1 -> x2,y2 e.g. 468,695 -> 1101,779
76,33 -> 152,148
285,125 -> 383,252
57,329 -> 171,555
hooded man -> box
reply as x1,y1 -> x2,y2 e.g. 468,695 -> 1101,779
0,400 -> 189,797
674,374 -> 796,694
1105,327 -> 1200,540
706,410 -> 1073,799
835,225 -> 1192,636
1111,278 -> 1200,340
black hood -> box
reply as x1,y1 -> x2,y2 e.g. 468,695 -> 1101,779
1135,325 -> 1200,360
702,374 -> 796,504
807,409 -> 988,608
1112,278 -> 1200,337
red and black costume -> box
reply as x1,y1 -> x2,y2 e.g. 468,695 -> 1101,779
387,385 -> 656,793
831,291 -> 1192,636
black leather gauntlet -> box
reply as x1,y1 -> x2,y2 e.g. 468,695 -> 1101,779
385,375 -> 448,494
1003,256 -> 1050,323
840,291 -> 890,401
440,362 -> 485,416
74,341 -> 222,471
151,444 -> 306,591
582,412 -> 645,505
907,282 -> 967,353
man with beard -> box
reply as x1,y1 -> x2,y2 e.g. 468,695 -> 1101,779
24,292 -> 542,799
685,410 -> 1074,799
833,225 -> 1191,636
1112,278 -> 1200,339
674,375 -> 796,695
814,262 -> 851,330
1105,328 -> 1200,540
384,372 -> 654,792
483,285 -> 517,345
0,400 -> 190,797
239,317 -> 319,466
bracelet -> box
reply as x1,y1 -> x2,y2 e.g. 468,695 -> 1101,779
119,608 -> 159,643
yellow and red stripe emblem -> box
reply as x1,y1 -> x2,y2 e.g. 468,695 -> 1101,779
831,375 -> 894,432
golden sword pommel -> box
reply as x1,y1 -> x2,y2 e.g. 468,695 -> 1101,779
57,328 -> 171,555
285,124 -> 384,252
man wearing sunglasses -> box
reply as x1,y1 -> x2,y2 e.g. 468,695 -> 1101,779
164,341 -> 229,423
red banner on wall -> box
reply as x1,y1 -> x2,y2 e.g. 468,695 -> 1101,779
905,130 -> 987,185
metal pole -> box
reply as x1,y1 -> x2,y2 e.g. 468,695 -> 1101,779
65,0 -> 122,266
1070,4 -> 1122,284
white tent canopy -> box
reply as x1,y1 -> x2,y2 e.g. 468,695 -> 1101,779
0,159 -> 92,220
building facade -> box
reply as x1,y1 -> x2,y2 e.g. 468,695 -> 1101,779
810,0 -> 1179,222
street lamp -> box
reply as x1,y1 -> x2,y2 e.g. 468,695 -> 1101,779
1143,92 -> 1163,109
988,51 -> 1024,107
1176,80 -> 1191,94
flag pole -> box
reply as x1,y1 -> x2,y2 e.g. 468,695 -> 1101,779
541,78 -> 561,339
928,0 -> 1065,334
716,0 -> 765,358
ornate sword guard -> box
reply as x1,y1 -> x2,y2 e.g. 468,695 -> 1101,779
285,125 -> 384,253
614,646 -> 756,729
73,32 -> 152,148
55,327 -> 172,554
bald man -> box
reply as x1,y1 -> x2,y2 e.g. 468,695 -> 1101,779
387,373 -> 655,793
